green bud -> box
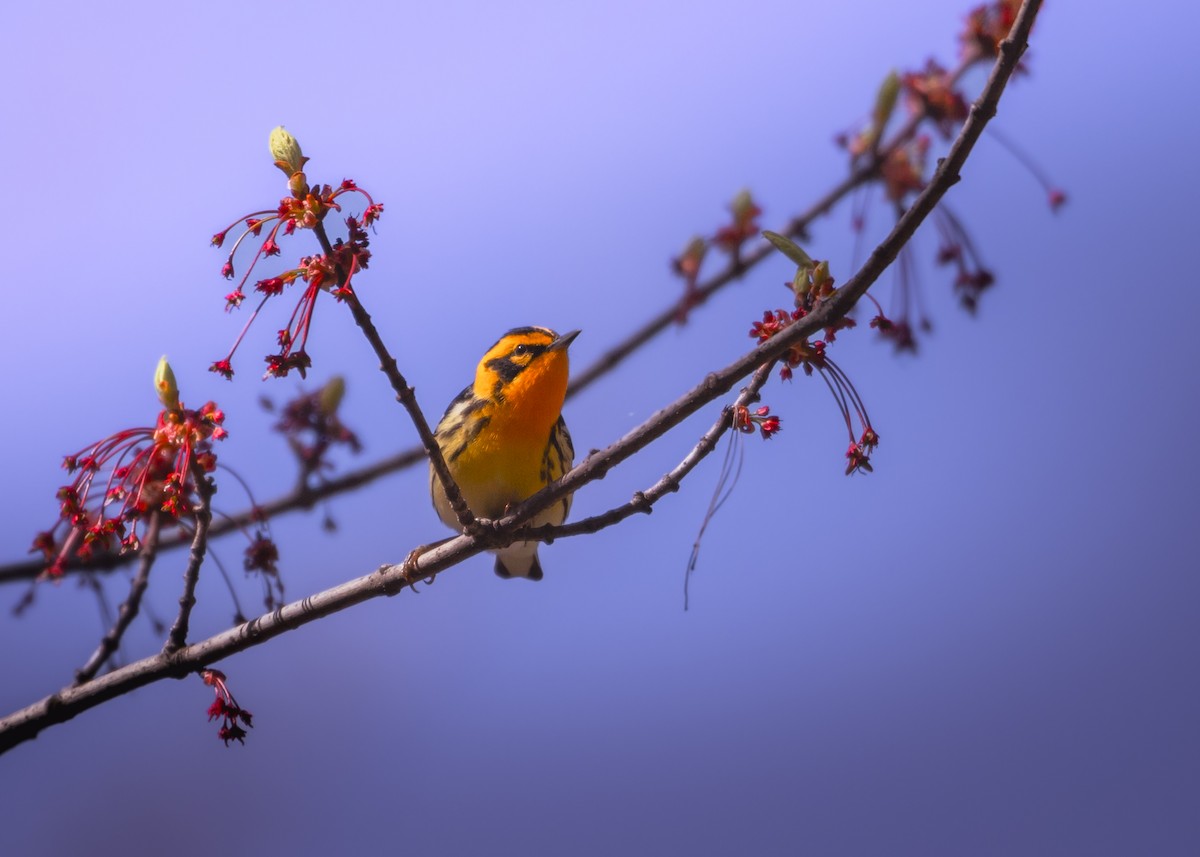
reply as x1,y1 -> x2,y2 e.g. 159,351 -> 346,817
318,375 -> 346,416
871,71 -> 901,142
791,267 -> 810,300
731,188 -> 755,221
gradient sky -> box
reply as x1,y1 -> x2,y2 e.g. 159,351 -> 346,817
2,2 -> 1197,855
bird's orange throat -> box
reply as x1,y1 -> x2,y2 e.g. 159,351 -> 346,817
475,349 -> 569,445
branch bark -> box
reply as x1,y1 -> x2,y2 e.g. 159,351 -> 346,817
164,472 -> 215,653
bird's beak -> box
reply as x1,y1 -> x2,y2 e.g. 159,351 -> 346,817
549,329 -> 581,351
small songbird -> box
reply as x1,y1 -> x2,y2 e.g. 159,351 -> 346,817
430,327 -> 578,580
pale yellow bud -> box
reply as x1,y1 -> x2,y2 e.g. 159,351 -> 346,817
791,268 -> 810,301
154,356 -> 180,411
269,126 -> 307,176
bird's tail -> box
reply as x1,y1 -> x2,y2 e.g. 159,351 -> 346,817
493,541 -> 544,581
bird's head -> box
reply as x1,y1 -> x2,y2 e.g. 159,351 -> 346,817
473,327 -> 580,422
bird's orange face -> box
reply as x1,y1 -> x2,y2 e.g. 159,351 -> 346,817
472,327 -> 577,437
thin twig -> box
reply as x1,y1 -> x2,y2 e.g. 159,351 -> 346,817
73,513 -> 163,685
529,363 -> 775,543
310,220 -> 477,534
163,472 -> 214,653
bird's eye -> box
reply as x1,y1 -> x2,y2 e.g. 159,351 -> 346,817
513,344 -> 529,356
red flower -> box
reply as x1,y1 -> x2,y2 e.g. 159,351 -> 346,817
746,306 -> 878,473
759,415 -> 782,439
33,374 -> 227,577
211,129 -> 383,380
903,60 -> 968,138
881,135 -> 930,203
961,0 -> 1022,59
202,669 -> 254,747
732,404 -> 782,440
712,190 -> 762,255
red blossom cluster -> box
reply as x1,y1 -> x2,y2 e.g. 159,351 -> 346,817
671,236 -> 709,320
961,0 -> 1023,59
748,241 -> 879,475
881,135 -> 931,203
751,313 -> 877,474
823,0 -> 1059,355
211,128 -> 383,380
748,251 -> 849,382
31,395 -> 226,578
238,525 -> 284,616
712,189 -> 763,255
732,404 -> 782,440
262,376 -> 362,481
903,61 -> 968,138
934,207 -> 996,312
869,307 -> 924,354
202,669 -> 253,746
670,190 -> 762,321
751,308 -> 829,381
846,426 -> 880,476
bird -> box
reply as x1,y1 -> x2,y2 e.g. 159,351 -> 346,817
429,326 -> 578,580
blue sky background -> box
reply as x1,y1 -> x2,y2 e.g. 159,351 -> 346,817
2,2 -> 1198,854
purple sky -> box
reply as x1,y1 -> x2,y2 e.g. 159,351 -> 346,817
2,2 -> 1197,854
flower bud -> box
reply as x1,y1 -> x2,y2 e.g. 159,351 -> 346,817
682,236 -> 707,263
791,267 -> 810,302
318,375 -> 346,416
730,189 -> 755,222
155,356 -> 180,411
269,126 -> 307,176
813,260 -> 832,293
867,70 -> 901,150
